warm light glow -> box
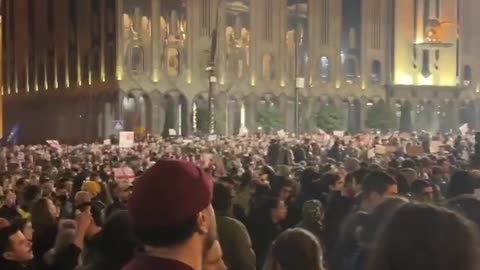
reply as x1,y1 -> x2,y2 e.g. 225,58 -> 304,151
35,83 -> 39,92
193,102 -> 197,132
101,72 -> 106,82
361,80 -> 366,90
54,79 -> 58,89
152,73 -> 159,83
335,80 -> 341,89
220,76 -> 225,85
240,103 -> 246,126
476,85 -> 480,93
418,74 -> 433,85
251,75 -> 256,86
396,74 -> 413,85
178,103 -> 182,136
88,70 -> 92,85
280,80 -> 285,87
116,66 -> 123,80
187,71 -> 192,84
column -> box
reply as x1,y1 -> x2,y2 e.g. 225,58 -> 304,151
214,93 -> 227,135
245,95 -> 257,132
100,0 -> 106,82
116,0 -> 124,80
150,91 -> 164,135
358,99 -> 367,132
151,0 -> 160,82
76,0 -> 82,86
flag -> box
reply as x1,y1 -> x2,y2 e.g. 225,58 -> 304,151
2,124 -> 20,145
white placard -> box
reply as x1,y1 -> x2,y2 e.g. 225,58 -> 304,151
459,123 -> 469,136
168,129 -> 177,136
296,77 -> 305,88
277,130 -> 286,138
119,132 -> 134,148
103,139 -> 111,145
208,135 -> 218,141
333,130 -> 345,137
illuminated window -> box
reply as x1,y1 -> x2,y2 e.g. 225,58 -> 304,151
319,56 -> 330,82
344,57 -> 357,81
167,48 -> 180,77
463,65 -> 472,86
371,60 -> 381,84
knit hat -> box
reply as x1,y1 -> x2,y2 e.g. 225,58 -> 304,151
128,160 -> 213,229
81,181 -> 101,197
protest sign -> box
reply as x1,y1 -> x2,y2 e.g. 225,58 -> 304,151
168,129 -> 177,136
119,132 -> 134,148
430,141 -> 442,153
375,145 -> 387,155
406,145 -> 424,156
113,167 -> 135,182
333,130 -> 345,137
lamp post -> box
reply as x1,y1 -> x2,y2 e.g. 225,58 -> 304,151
293,3 -> 303,136
207,0 -> 222,135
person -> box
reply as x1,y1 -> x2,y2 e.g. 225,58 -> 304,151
296,200 -> 324,246
367,203 -> 480,270
249,197 -> 287,270
446,170 -> 474,199
105,181 -> 132,218
212,182 -> 255,270
264,228 -> 324,270
447,195 -> 480,231
31,198 -> 59,270
0,190 -> 20,221
410,180 -> 434,202
330,171 -> 397,270
0,226 -> 33,270
203,240 -> 227,270
10,218 -> 33,243
81,210 -> 136,270
123,160 -> 217,270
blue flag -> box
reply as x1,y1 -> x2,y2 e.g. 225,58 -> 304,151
4,124 -> 20,145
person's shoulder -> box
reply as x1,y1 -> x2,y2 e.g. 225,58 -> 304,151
122,255 -> 195,270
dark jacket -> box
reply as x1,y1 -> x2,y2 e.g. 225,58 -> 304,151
216,214 -> 256,270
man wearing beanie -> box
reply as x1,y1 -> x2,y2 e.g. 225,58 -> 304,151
123,160 -> 217,270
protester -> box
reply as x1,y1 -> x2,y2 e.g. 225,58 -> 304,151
0,226 -> 34,270
124,160 -> 216,270
212,182 -> 256,270
203,240 -> 227,270
265,228 -> 324,270
367,203 -> 480,270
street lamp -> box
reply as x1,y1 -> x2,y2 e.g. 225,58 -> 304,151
207,0 -> 222,135
293,3 -> 304,136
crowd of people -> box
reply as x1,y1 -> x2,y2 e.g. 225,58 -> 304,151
1,130 -> 480,270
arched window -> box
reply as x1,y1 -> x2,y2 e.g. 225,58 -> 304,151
167,48 -> 180,77
262,54 -> 274,81
463,65 -> 472,86
319,56 -> 330,82
371,60 -> 381,84
344,57 -> 357,81
131,46 -> 144,73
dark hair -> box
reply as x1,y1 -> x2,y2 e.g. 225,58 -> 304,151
133,215 -> 198,247
367,203 -> 480,270
447,195 -> 480,232
10,218 -> 29,233
0,226 -> 17,253
362,171 -> 397,195
359,196 -> 409,245
401,159 -> 416,169
324,173 -> 341,187
212,182 -> 234,213
410,180 -> 432,197
432,165 -> 443,176
23,185 -> 41,203
266,228 -> 323,270
447,170 -> 474,199
30,198 -> 56,233
352,168 -> 371,186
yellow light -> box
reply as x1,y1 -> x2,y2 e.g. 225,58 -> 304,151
116,66 -> 123,80
88,70 -> 92,85
280,80 -> 285,87
418,74 -> 433,85
187,71 -> 192,84
251,75 -> 256,86
101,72 -> 106,82
396,74 -> 413,85
152,73 -> 159,83
54,79 -> 58,89
35,83 -> 39,92
335,80 -> 341,89
361,80 -> 366,90
476,85 -> 480,93
220,76 -> 225,85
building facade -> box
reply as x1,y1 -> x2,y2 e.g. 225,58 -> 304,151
3,0 -> 480,143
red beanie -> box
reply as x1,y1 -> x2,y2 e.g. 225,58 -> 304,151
128,160 -> 213,229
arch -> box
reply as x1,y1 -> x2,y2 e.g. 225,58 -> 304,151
130,45 -> 145,73
167,47 -> 180,77
122,94 -> 136,131
344,57 -> 358,82
163,91 -> 188,136
371,60 -> 381,84
319,56 -> 330,82
192,94 -> 210,135
463,65 -> 472,86
261,53 -> 274,81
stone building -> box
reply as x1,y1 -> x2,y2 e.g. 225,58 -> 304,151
2,0 -> 480,143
